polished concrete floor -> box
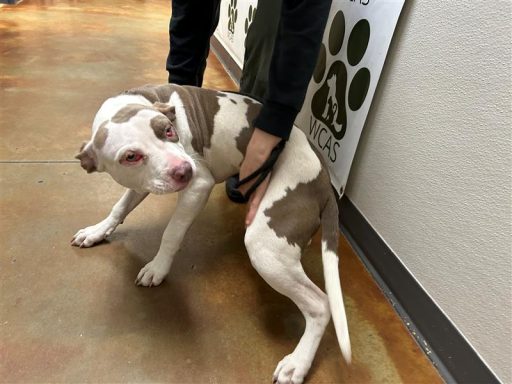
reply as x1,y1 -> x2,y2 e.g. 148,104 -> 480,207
0,1 -> 443,383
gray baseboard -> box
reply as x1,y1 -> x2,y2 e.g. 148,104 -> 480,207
210,36 -> 242,85
338,196 -> 501,384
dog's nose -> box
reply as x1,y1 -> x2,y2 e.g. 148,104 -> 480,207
169,162 -> 193,183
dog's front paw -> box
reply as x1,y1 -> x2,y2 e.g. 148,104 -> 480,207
71,220 -> 117,248
135,260 -> 169,287
273,354 -> 311,384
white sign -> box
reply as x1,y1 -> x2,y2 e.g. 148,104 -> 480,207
295,0 -> 404,195
216,0 -> 258,68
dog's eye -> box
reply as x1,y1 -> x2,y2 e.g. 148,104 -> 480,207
165,126 -> 178,142
165,125 -> 180,143
122,151 -> 144,164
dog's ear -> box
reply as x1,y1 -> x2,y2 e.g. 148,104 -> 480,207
153,102 -> 176,122
75,141 -> 98,173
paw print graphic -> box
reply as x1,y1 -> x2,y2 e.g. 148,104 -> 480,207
311,11 -> 371,140
228,0 -> 238,35
244,4 -> 257,35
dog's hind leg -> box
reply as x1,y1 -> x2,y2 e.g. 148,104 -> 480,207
245,230 -> 330,384
71,189 -> 148,248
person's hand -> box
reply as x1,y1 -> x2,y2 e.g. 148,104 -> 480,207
238,128 -> 281,227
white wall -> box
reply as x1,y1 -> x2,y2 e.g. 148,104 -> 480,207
345,1 -> 511,382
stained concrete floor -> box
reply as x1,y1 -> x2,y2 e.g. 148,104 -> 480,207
0,1 -> 443,383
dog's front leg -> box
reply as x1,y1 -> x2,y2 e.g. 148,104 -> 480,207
71,189 -> 148,248
135,166 -> 215,287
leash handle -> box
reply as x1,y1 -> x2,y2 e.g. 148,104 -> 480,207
228,139 -> 286,203
235,140 -> 286,188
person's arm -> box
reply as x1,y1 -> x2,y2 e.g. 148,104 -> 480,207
254,0 -> 332,140
239,0 -> 332,226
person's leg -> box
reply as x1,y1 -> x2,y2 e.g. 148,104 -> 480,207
166,0 -> 221,86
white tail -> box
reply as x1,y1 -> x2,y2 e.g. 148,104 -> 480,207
322,245 -> 352,364
321,195 -> 351,364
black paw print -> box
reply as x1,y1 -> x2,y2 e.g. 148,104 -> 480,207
228,0 -> 238,35
311,11 -> 371,140
244,5 -> 257,35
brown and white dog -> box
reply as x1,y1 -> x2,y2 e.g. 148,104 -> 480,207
72,84 -> 350,384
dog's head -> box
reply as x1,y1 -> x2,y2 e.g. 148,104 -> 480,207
76,97 -> 196,194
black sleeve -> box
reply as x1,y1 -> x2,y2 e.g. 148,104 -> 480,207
253,0 -> 332,140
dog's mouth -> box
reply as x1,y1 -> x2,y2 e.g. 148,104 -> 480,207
171,179 -> 190,192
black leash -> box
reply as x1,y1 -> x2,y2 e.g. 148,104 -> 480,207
227,140 -> 286,204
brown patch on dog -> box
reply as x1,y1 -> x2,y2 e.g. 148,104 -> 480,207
235,97 -> 262,156
172,86 -> 221,155
111,104 -> 151,123
123,84 -> 175,103
264,166 -> 338,252
150,115 -> 178,142
310,145 -> 340,253
75,142 -> 97,173
93,121 -> 109,149
235,126 -> 253,157
321,192 -> 339,253
153,102 -> 176,122
150,115 -> 169,140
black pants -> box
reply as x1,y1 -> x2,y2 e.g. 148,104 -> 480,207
239,0 -> 281,99
166,0 -> 221,86
167,0 -> 280,98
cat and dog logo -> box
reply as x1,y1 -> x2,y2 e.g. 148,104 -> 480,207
311,10 -> 371,141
